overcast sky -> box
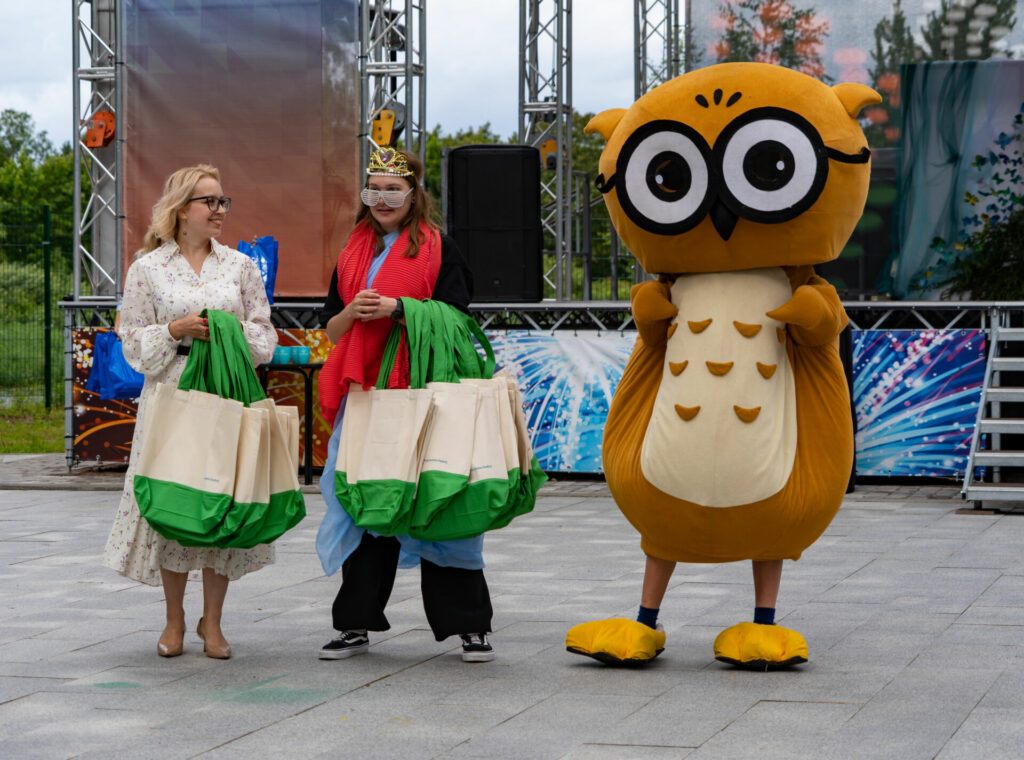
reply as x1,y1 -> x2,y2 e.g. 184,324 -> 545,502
8,1 -> 1022,150
2,0 -> 637,149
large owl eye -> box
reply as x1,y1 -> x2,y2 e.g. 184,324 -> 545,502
714,108 -> 828,223
616,120 -> 712,234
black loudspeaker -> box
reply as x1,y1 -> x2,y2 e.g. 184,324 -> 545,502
817,147 -> 897,298
444,144 -> 542,302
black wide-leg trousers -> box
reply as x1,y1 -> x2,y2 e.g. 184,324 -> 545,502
331,532 -> 493,641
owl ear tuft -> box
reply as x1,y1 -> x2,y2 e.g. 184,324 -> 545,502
586,109 -> 627,140
832,83 -> 882,118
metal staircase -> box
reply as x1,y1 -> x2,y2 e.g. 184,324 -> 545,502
962,326 -> 1024,508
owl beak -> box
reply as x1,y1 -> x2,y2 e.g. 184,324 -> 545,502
709,198 -> 738,241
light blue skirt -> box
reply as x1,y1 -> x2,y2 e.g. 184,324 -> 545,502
315,397 -> 486,576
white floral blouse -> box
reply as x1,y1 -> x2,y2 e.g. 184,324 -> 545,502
102,239 -> 278,586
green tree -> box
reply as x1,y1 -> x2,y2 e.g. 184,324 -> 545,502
711,0 -> 832,82
421,122 -> 510,209
0,111 -> 87,269
0,110 -> 54,164
918,0 -> 1017,61
865,0 -> 920,148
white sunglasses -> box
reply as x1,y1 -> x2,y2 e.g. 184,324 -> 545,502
360,187 -> 413,208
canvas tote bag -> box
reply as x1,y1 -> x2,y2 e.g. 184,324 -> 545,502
335,385 -> 436,535
134,383 -> 244,545
505,377 -> 548,524
139,310 -> 306,547
230,399 -> 305,548
407,382 -> 480,536
409,379 -> 512,541
213,403 -> 272,547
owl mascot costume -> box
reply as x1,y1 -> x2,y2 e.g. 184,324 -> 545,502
566,63 -> 880,669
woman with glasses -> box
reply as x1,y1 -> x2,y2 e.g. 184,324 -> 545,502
316,148 -> 495,663
102,164 -> 277,659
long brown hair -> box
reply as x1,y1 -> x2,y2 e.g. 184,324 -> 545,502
354,150 -> 439,258
140,164 -> 220,254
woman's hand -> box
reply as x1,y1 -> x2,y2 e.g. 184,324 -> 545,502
344,289 -> 398,322
379,296 -> 399,320
343,289 -> 380,321
169,312 -> 209,341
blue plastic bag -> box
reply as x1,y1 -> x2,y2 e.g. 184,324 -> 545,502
238,235 -> 278,305
86,331 -> 144,400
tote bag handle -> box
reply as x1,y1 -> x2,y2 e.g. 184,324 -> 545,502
179,309 -> 267,405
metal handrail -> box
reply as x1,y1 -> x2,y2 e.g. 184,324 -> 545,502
961,318 -> 1000,497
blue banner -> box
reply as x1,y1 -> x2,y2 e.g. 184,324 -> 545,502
492,329 -> 986,477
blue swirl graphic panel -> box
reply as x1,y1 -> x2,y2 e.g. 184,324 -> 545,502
491,328 -> 986,477
853,329 -> 986,477
489,330 -> 637,473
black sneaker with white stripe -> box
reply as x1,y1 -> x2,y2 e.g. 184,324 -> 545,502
319,629 -> 369,660
460,633 -> 494,662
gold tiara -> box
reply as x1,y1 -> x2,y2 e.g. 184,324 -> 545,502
366,148 -> 413,177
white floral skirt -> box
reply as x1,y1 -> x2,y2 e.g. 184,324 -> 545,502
102,362 -> 275,587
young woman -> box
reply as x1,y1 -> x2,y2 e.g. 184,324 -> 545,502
316,147 -> 495,663
102,165 -> 277,659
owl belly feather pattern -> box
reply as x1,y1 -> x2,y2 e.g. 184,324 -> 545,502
640,267 -> 797,507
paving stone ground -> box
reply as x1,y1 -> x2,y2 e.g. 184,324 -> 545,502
2,455 -> 1023,759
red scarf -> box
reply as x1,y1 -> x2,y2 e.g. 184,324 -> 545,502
318,221 -> 441,426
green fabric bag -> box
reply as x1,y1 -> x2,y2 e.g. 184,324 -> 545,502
332,326 -> 434,534
136,310 -> 304,548
178,309 -> 267,406
334,300 -> 544,541
221,400 -> 305,549
410,373 -> 546,541
389,301 -> 545,540
133,383 -> 244,546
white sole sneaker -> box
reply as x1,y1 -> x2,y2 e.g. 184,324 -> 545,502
318,643 -> 368,660
318,641 -> 369,660
461,649 -> 495,663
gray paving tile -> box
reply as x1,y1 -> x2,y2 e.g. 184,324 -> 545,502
2,481 -> 1024,758
686,699 -> 861,760
821,667 -> 1001,760
935,707 -> 1024,760
559,745 -> 693,759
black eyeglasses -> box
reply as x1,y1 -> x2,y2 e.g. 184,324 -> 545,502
188,195 -> 232,212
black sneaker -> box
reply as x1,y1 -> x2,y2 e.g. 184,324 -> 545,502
318,629 -> 369,660
460,633 -> 495,662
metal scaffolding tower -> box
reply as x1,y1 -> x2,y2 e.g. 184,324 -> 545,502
519,0 -> 573,300
635,0 -> 681,98
359,0 -> 427,170
72,0 -> 123,303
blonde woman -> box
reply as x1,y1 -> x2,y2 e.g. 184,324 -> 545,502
102,164 -> 277,659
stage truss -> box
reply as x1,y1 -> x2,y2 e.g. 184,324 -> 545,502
72,0 -> 122,302
635,0 -> 681,98
361,0 -> 427,166
70,1 -> 694,307
519,0 -> 575,299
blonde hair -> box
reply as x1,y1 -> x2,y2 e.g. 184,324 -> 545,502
354,150 -> 440,258
140,164 -> 221,253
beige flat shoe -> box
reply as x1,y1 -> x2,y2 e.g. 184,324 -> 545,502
197,617 -> 231,660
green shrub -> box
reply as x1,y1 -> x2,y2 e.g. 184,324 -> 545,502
940,206 -> 1024,300
0,261 -> 45,320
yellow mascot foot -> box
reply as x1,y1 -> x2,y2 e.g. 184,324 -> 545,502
713,622 -> 808,670
566,618 -> 666,666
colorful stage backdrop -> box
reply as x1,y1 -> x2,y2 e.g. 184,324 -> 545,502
72,328 -> 986,479
123,0 -> 360,298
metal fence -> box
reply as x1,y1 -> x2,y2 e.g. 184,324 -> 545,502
0,206 -> 75,408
